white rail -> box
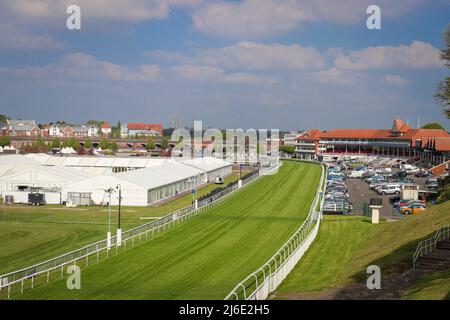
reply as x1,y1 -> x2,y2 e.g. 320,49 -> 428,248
413,225 -> 450,269
225,161 -> 326,300
0,170 -> 261,299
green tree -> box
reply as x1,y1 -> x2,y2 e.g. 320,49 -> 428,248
435,25 -> 450,118
85,139 -> 93,149
160,136 -> 169,150
110,141 -> 119,151
0,114 -> 10,128
67,138 -> 80,150
146,137 -> 156,150
99,139 -> 110,150
280,145 -> 295,154
61,140 -> 69,148
51,138 -> 61,149
0,135 -> 10,147
86,120 -> 105,127
421,123 -> 445,130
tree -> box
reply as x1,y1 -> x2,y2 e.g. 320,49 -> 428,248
421,123 -> 445,130
110,141 -> 119,152
435,25 -> 450,118
67,138 -> 80,151
99,139 -> 110,150
280,145 -> 295,154
87,120 -> 105,127
51,138 -> 61,149
160,137 -> 169,150
0,114 -> 10,128
85,139 -> 93,149
146,137 -> 156,150
0,135 -> 10,147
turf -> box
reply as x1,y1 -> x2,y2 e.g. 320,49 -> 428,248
275,200 -> 450,299
16,161 -> 322,299
0,173 -> 240,274
402,269 -> 450,300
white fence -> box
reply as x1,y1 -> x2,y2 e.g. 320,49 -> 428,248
0,170 -> 261,299
225,161 -> 326,300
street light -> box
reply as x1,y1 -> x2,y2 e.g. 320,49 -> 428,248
116,184 -> 122,246
104,187 -> 115,249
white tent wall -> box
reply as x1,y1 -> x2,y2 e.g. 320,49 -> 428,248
62,175 -> 148,206
0,166 -> 91,197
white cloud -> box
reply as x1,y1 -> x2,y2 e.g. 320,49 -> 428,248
4,0 -> 202,22
0,23 -> 65,50
147,41 -> 326,71
192,0 -> 426,38
0,53 -> 160,82
312,67 -> 362,86
334,41 -> 442,71
384,74 -> 409,86
171,64 -> 278,85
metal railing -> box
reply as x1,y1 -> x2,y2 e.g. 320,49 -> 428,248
224,162 -> 326,300
413,225 -> 450,269
0,170 -> 261,299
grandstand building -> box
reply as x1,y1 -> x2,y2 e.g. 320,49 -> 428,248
296,118 -> 450,164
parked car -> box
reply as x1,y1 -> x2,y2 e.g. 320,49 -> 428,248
377,185 -> 401,195
400,203 -> 426,215
414,170 -> 430,178
396,199 -> 426,210
348,171 -> 365,179
370,181 -> 388,189
426,178 -> 439,190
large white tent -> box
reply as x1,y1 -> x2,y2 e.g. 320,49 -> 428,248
0,165 -> 91,195
1,154 -> 233,206
63,162 -> 208,206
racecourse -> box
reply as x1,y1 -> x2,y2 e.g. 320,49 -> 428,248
0,174 -> 240,274
17,161 -> 321,300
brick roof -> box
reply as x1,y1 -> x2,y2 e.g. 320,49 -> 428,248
296,118 -> 450,152
101,122 -> 111,129
127,123 -> 163,132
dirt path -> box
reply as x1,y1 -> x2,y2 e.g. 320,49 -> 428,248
273,269 -> 426,300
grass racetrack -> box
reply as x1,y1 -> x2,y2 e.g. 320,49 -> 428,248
275,200 -> 450,300
15,161 -> 321,299
0,173 -> 240,274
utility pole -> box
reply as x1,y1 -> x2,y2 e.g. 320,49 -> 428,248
104,187 -> 114,249
116,184 -> 122,246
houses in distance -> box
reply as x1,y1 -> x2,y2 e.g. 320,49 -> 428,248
1,119 -> 163,139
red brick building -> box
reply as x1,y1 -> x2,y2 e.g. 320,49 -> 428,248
296,118 -> 450,164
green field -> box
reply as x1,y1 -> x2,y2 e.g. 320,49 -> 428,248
15,161 -> 321,299
275,200 -> 450,299
0,173 -> 240,274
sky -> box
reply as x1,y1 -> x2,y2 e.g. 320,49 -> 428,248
0,0 -> 449,131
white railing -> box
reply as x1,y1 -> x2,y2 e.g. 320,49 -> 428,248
0,170 -> 261,299
224,161 -> 326,300
413,225 -> 450,269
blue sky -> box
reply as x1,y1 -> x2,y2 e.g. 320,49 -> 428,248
0,0 -> 449,130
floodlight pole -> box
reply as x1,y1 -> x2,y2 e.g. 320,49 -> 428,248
117,184 -> 122,229
116,184 -> 122,246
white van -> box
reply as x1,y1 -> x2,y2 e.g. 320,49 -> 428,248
348,171 -> 365,179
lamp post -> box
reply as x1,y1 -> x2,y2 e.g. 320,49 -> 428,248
116,184 -> 122,246
104,187 -> 114,249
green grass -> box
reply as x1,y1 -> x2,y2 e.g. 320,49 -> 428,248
275,200 -> 450,299
402,270 -> 450,300
0,173 -> 241,226
0,173 -> 240,275
16,161 -> 322,300
0,222 -> 105,274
